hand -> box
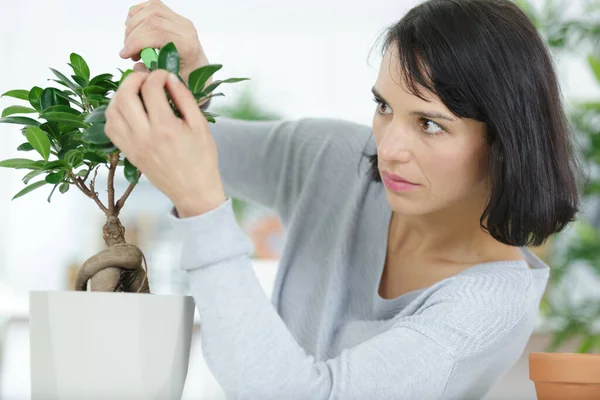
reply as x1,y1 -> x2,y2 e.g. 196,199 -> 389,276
121,0 -> 210,84
104,69 -> 227,218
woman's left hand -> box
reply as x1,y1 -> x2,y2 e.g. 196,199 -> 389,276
104,69 -> 227,218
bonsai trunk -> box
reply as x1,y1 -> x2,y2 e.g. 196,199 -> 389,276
72,152 -> 150,293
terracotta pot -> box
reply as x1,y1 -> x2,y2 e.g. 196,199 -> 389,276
529,352 -> 600,400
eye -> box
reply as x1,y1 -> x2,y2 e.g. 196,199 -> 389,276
372,97 -> 392,115
419,118 -> 445,136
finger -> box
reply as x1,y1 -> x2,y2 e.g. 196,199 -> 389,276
165,72 -> 205,129
126,1 -> 149,23
133,62 -> 149,72
112,71 -> 151,139
118,85 -> 151,136
105,99 -> 134,152
125,2 -> 176,38
141,70 -> 178,127
125,0 -> 164,25
122,16 -> 183,60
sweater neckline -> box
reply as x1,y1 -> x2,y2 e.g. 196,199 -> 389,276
371,183 -> 550,308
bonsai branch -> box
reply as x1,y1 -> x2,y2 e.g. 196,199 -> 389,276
68,168 -> 108,214
115,171 -> 141,214
107,152 -> 119,216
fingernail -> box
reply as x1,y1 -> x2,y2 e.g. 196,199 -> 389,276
169,73 -> 179,83
120,47 -> 126,57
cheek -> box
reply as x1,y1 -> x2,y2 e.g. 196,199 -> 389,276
423,146 -> 487,197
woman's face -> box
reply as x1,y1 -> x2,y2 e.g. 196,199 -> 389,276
373,45 -> 490,217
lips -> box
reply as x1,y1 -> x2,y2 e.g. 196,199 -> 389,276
381,171 -> 417,185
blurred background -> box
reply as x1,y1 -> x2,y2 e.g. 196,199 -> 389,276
0,0 -> 598,399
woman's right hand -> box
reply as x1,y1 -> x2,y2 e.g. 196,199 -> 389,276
120,0 -> 211,86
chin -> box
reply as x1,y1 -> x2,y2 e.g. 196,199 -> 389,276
384,191 -> 436,216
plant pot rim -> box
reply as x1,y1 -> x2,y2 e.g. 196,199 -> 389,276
530,352 -> 600,384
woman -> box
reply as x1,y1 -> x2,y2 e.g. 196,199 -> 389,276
111,0 -> 581,398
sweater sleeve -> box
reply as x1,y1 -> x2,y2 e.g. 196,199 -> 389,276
168,198 -> 457,400
207,117 -> 371,223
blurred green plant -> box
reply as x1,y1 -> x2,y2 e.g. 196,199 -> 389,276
516,0 -> 600,353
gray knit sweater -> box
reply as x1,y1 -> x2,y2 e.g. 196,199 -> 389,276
167,117 -> 550,400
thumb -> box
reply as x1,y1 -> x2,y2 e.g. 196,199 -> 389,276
133,62 -> 149,72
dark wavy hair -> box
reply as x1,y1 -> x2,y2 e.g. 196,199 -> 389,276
364,0 -> 582,247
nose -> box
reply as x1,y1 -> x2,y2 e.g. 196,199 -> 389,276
377,124 -> 413,163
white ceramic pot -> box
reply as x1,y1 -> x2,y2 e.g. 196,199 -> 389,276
29,291 -> 195,400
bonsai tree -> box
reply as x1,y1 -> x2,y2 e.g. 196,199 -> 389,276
0,42 -> 248,293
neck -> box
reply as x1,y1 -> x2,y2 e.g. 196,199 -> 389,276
389,188 -> 498,262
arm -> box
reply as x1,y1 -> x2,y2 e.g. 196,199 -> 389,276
205,117 -> 371,223
169,199 -> 457,400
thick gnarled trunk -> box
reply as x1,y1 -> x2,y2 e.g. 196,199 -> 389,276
74,216 -> 150,293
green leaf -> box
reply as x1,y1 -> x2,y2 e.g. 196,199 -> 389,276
188,64 -> 223,94
76,169 -> 88,177
47,184 -> 58,203
94,80 -> 118,91
88,142 -> 118,154
200,78 -> 249,97
49,67 -> 80,93
83,151 -> 108,163
71,74 -> 87,87
124,158 -> 139,184
83,86 -> 108,97
28,87 -> 43,111
197,92 -> 225,104
22,169 -> 44,184
150,61 -> 158,71
587,55 -> 600,83
84,105 -> 107,124
202,111 -> 220,119
42,160 -> 69,171
141,48 -> 158,70
0,116 -> 41,127
119,69 -> 135,86
54,90 -> 84,109
65,150 -> 84,168
157,42 -> 180,74
59,132 -> 83,147
43,105 -> 80,115
82,123 -> 111,145
39,122 -> 61,143
12,180 -> 47,200
45,171 -> 65,184
1,89 -> 30,101
17,142 -> 34,151
89,73 -> 114,86
59,182 -> 70,194
2,106 -> 37,118
70,53 -> 90,82
39,112 -> 88,129
41,88 -> 70,110
25,126 -> 51,161
0,158 -> 44,169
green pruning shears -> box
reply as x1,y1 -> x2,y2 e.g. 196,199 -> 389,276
129,6 -> 159,70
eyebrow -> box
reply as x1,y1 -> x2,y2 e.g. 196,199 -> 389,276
371,87 -> 456,122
